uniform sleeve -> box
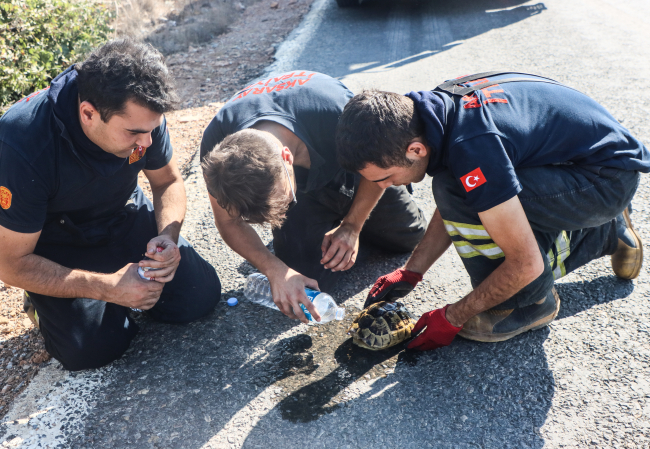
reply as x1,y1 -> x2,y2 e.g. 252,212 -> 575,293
447,134 -> 522,213
144,117 -> 173,170
0,142 -> 50,233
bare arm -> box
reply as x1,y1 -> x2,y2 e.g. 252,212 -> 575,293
445,196 -> 545,327
321,176 -> 385,271
144,157 -> 185,243
139,158 -> 185,282
0,225 -> 163,309
208,194 -> 320,323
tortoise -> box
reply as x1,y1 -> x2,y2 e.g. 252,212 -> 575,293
348,301 -> 417,350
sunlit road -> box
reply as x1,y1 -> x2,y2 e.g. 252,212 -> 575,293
2,1 -> 649,448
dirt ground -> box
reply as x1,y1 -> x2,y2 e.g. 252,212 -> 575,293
0,0 -> 314,418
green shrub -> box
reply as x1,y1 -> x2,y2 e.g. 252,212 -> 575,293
0,0 -> 114,112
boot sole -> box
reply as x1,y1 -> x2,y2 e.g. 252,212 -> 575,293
619,208 -> 643,279
459,289 -> 561,343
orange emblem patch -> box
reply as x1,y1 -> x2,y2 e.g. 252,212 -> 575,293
0,186 -> 12,210
129,146 -> 147,164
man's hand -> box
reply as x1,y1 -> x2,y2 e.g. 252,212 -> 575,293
138,234 -> 181,283
268,267 -> 321,324
407,305 -> 462,351
320,176 -> 384,273
364,268 -> 423,308
320,223 -> 360,272
101,264 -> 164,310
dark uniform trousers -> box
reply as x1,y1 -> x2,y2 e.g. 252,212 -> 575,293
28,188 -> 221,371
272,184 -> 428,292
433,165 -> 640,310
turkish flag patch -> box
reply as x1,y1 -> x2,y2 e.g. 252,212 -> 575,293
460,167 -> 487,192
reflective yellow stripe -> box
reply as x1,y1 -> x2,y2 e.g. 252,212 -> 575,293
547,231 -> 571,280
554,231 -> 571,279
452,240 -> 505,259
443,220 -> 492,240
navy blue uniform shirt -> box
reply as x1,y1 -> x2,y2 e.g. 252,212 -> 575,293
408,73 -> 650,213
0,66 -> 172,241
200,71 -> 353,193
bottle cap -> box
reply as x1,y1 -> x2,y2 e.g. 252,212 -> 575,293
137,267 -> 151,281
227,297 -> 238,307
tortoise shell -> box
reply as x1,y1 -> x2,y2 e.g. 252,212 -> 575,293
348,301 -> 416,351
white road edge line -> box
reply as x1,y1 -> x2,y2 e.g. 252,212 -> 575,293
1,361 -> 113,448
264,0 -> 332,76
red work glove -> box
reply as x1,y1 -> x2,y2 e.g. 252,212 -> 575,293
364,268 -> 423,308
407,305 -> 462,351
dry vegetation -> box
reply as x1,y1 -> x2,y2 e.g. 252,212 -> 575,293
113,0 -> 257,54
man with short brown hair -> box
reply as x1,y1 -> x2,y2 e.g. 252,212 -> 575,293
203,129 -> 289,228
201,71 -> 427,323
336,72 -> 648,350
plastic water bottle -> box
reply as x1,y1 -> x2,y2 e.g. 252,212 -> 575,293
243,273 -> 345,324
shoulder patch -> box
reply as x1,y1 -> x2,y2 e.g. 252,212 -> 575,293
460,168 -> 487,192
0,186 -> 12,209
129,146 -> 147,164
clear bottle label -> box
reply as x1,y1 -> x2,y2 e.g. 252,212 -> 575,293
299,288 -> 321,321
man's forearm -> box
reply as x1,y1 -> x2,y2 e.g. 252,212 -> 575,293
340,177 -> 385,232
151,179 -> 186,243
404,208 -> 452,274
3,254 -> 105,300
444,195 -> 546,326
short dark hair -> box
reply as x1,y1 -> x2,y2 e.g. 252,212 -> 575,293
201,129 -> 288,228
336,89 -> 424,172
76,39 -> 179,122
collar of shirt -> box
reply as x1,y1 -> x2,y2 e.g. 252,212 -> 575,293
406,90 -> 454,177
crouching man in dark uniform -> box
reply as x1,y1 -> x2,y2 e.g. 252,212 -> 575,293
336,72 -> 648,350
0,40 -> 221,370
201,71 -> 427,323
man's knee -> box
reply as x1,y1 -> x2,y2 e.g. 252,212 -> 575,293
43,316 -> 138,371
157,282 -> 221,323
149,254 -> 222,324
492,254 -> 555,310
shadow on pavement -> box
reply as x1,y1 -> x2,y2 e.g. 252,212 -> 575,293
66,270 -> 638,448
294,0 -> 547,80
555,275 -> 635,320
276,338 -> 406,422
237,277 -> 637,447
244,329 -> 554,448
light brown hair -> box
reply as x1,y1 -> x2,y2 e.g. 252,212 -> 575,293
201,129 -> 288,228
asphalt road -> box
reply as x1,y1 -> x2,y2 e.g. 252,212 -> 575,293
2,0 -> 650,448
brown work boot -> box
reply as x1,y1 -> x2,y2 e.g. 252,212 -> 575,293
458,288 -> 560,343
611,207 -> 643,280
23,292 -> 39,330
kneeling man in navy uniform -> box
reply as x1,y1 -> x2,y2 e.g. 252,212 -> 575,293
337,72 -> 648,350
0,40 -> 221,370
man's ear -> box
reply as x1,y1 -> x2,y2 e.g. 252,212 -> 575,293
406,139 -> 429,161
280,146 -> 294,165
78,100 -> 99,127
